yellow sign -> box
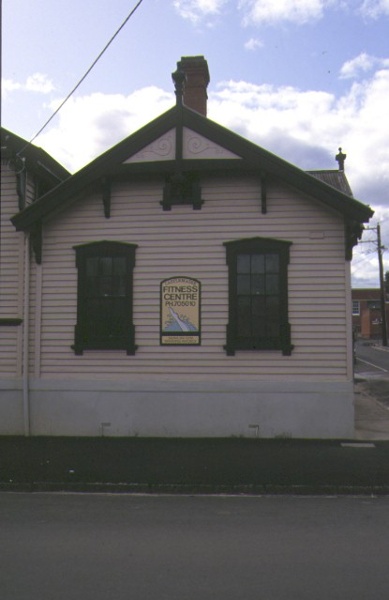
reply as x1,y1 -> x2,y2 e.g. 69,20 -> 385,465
160,277 -> 201,345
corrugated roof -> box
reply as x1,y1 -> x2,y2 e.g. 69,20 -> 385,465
307,170 -> 353,197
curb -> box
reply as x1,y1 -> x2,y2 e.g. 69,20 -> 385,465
1,481 -> 389,496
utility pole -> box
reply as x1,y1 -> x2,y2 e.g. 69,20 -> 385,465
377,223 -> 388,346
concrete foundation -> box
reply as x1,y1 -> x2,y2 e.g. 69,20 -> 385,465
0,378 -> 354,439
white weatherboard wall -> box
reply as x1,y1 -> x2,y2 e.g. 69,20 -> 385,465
0,163 -> 25,432
1,176 -> 355,437
0,165 -> 24,375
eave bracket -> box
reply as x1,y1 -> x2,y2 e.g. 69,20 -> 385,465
345,220 -> 363,261
102,178 -> 111,218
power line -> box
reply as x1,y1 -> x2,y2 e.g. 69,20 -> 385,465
352,254 -> 378,270
18,0 -> 145,155
362,225 -> 388,344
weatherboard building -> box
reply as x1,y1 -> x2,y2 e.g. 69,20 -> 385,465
1,56 -> 373,438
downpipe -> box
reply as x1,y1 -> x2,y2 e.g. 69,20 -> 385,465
22,232 -> 30,436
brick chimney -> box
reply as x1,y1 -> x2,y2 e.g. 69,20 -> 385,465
176,56 -> 210,116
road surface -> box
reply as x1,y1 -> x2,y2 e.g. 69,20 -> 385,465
355,340 -> 389,375
1,493 -> 389,600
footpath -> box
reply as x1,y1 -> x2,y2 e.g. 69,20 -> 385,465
1,410 -> 389,497
1,368 -> 389,496
1,434 -> 389,496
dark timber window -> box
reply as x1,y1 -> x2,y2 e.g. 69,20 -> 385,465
73,241 -> 137,355
161,173 -> 203,210
224,237 -> 293,356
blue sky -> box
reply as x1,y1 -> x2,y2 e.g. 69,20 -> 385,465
2,0 -> 389,286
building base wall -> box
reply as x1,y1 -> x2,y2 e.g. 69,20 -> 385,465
0,379 -> 25,435
0,378 -> 355,439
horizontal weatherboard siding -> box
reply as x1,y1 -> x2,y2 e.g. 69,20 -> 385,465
34,176 -> 349,381
0,166 -> 24,377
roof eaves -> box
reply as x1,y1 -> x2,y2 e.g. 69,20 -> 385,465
11,107 -> 178,231
1,126 -> 69,182
10,106 -> 374,229
182,110 -> 373,222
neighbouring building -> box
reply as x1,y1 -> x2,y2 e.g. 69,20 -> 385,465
352,288 -> 389,339
1,128 -> 69,434
1,56 -> 373,438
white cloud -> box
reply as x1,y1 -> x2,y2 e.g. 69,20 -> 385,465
209,80 -> 336,154
359,0 -> 389,18
336,69 -> 389,200
244,37 -> 264,50
25,73 -> 55,94
36,87 -> 173,172
31,60 -> 388,286
340,53 -> 376,79
36,63 -> 389,210
340,53 -> 389,79
2,73 -> 55,96
2,79 -> 22,96
352,207 -> 389,287
207,67 -> 389,206
173,0 -> 227,22
206,65 -> 389,285
238,0 -> 329,25
172,0 -> 389,27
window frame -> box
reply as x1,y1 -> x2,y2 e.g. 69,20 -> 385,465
161,172 -> 203,211
367,300 -> 381,311
224,237 -> 293,356
352,300 -> 360,316
72,241 -> 137,355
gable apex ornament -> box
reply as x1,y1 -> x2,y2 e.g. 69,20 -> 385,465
336,147 -> 346,171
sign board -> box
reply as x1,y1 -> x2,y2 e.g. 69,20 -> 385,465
160,277 -> 201,345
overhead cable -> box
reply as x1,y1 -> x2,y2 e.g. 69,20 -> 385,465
18,0 -> 145,154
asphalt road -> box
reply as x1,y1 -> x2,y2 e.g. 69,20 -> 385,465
354,340 -> 389,413
1,493 -> 389,600
355,340 -> 389,374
